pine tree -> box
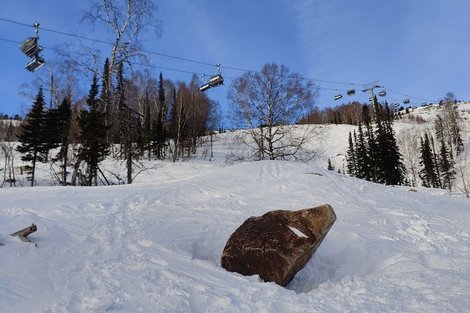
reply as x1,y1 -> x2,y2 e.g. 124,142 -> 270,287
439,138 -> 455,191
356,124 -> 371,181
114,62 -> 126,146
346,131 -> 356,176
373,100 -> 387,183
78,75 -> 109,186
53,94 -> 72,185
366,122 -> 378,182
419,133 -> 439,188
43,105 -> 62,159
380,104 -> 406,185
430,136 -> 442,188
327,158 -> 334,171
360,103 -> 376,181
153,72 -> 167,159
17,87 -> 48,186
361,104 -> 372,128
142,91 -> 152,160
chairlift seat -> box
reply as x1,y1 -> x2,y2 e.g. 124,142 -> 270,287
403,98 -> 410,104
209,74 -> 224,87
25,56 -> 45,72
334,94 -> 343,100
20,37 -> 43,58
378,90 -> 387,97
347,89 -> 356,96
199,83 -> 211,92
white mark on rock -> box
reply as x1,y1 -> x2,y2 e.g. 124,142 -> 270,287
288,225 -> 308,238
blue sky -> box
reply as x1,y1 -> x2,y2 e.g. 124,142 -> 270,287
1,0 -> 470,119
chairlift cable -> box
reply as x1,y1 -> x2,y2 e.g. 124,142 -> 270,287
0,35 -> 438,100
385,87 -> 434,103
0,16 -> 216,67
0,17 -> 427,94
0,16 -> 442,102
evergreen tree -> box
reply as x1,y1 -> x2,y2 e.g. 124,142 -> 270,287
361,104 -> 370,125
359,101 -> 406,185
385,123 -> 406,185
356,124 -> 371,181
78,75 -> 109,186
41,75 -> 62,160
419,133 -> 439,188
346,131 -> 356,176
365,122 -> 378,182
17,87 -> 48,186
379,104 -> 406,185
360,103 -> 376,180
153,72 -> 167,159
114,62 -> 126,145
430,136 -> 442,188
439,138 -> 455,191
53,94 -> 72,185
43,105 -> 61,159
372,98 -> 388,183
142,91 -> 152,160
327,158 -> 334,171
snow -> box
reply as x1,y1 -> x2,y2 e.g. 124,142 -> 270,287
1,160 -> 469,312
288,225 -> 308,238
1,104 -> 470,312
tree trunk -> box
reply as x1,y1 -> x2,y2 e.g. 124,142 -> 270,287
31,151 -> 37,187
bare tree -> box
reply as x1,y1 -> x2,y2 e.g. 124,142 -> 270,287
397,128 -> 422,187
455,152 -> 470,198
170,82 -> 189,162
0,122 -> 18,187
227,63 -> 319,161
83,0 -> 162,77
435,94 -> 464,158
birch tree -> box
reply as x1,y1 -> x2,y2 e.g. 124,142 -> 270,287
228,63 -> 320,161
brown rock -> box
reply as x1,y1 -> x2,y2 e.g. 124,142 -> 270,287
221,204 -> 336,286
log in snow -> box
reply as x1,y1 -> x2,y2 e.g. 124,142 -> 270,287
11,224 -> 37,243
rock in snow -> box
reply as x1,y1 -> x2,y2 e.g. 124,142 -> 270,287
221,204 -> 336,286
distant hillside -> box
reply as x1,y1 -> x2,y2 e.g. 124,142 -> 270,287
2,101 -> 469,196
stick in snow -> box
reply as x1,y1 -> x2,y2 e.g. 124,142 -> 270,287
11,223 -> 37,245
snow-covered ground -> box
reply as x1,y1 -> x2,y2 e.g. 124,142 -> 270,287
1,159 -> 469,312
1,102 -> 470,312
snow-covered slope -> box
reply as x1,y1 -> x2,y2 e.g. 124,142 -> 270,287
1,160 -> 469,312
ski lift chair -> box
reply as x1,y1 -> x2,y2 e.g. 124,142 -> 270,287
19,37 -> 43,58
334,89 -> 343,100
403,98 -> 410,104
199,83 -> 211,92
25,55 -> 45,72
209,74 -> 224,87
378,90 -> 387,97
346,88 -> 356,96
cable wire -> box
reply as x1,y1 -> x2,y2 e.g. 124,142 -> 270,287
0,16 -> 439,102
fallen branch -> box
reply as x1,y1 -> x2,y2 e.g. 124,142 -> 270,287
11,223 -> 37,245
